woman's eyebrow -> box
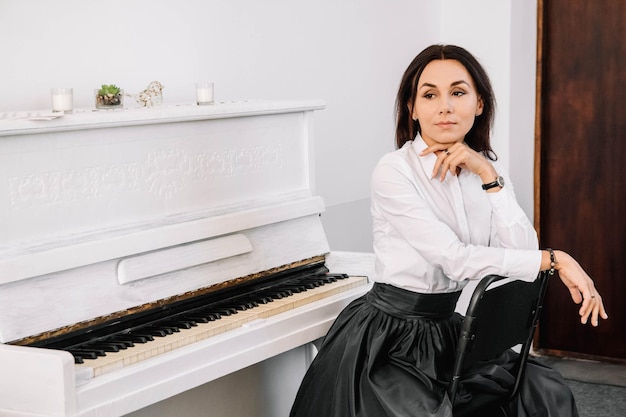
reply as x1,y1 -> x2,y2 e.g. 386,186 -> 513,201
418,80 -> 470,90
418,82 -> 437,89
451,80 -> 470,87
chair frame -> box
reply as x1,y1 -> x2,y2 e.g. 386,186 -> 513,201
447,271 -> 550,413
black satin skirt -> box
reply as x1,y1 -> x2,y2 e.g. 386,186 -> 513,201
289,283 -> 578,417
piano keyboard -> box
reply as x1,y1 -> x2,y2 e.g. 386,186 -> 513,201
74,274 -> 368,377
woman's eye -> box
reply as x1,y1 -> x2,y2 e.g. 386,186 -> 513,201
423,93 -> 435,99
452,90 -> 466,97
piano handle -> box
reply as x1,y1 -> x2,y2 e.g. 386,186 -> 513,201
117,233 -> 253,284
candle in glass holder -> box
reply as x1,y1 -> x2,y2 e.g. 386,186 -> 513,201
196,82 -> 214,105
51,88 -> 73,113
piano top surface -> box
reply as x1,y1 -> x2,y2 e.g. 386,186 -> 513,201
0,99 -> 326,136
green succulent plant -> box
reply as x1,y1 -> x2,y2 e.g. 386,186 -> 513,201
97,84 -> 121,96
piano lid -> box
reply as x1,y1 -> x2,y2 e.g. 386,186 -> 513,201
0,100 -> 329,344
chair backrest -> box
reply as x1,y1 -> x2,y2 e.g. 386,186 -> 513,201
447,271 -> 550,406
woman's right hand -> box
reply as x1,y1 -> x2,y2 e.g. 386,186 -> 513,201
548,250 -> 609,327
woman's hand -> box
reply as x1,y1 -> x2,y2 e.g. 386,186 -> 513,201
551,250 -> 609,326
419,142 -> 498,185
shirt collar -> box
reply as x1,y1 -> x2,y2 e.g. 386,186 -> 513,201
409,134 -> 438,178
409,134 -> 470,182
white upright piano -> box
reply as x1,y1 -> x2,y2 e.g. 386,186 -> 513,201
0,101 -> 374,417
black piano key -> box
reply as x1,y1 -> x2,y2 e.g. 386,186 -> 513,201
142,328 -> 173,337
153,325 -> 179,333
185,316 -> 211,323
116,334 -> 153,343
280,285 -> 304,292
328,273 -> 349,280
101,341 -> 131,349
258,295 -> 274,304
135,330 -> 166,337
221,303 -> 248,311
68,351 -> 96,360
247,295 -> 273,305
69,349 -> 105,358
213,308 -> 237,316
297,283 -> 316,290
201,312 -> 222,321
108,339 -> 135,348
158,320 -> 197,329
87,343 -> 121,352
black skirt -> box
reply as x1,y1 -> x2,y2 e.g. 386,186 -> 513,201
289,283 -> 578,417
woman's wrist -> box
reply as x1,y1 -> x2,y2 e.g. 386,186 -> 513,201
541,248 -> 561,274
477,164 -> 498,184
546,248 -> 557,275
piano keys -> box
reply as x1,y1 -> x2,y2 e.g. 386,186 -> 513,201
25,265 -> 366,376
0,100 -> 375,417
78,274 -> 367,377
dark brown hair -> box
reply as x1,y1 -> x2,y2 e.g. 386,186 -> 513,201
395,44 -> 497,159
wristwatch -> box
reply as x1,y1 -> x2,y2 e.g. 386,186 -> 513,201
482,176 -> 505,190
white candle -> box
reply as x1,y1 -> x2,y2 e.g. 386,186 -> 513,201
196,82 -> 214,105
51,88 -> 73,113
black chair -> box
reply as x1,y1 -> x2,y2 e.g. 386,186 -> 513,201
447,271 -> 550,416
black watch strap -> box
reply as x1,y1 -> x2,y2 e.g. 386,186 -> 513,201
482,176 -> 505,190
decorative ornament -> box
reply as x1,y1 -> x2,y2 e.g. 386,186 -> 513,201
128,81 -> 164,107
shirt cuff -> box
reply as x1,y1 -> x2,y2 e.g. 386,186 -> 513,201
503,249 -> 542,282
488,186 -> 530,227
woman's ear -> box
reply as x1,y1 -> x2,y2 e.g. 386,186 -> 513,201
476,96 -> 484,116
409,102 -> 418,121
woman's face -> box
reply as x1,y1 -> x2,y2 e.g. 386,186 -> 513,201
411,59 -> 484,147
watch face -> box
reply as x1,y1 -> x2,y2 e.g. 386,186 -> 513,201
482,176 -> 505,190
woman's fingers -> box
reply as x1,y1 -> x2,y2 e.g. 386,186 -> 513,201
579,291 -> 608,326
569,277 -> 608,326
556,251 -> 608,327
421,144 -> 463,180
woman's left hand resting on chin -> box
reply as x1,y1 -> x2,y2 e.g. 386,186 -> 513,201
545,250 -> 609,327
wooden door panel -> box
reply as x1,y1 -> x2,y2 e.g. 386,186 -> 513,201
536,0 -> 626,360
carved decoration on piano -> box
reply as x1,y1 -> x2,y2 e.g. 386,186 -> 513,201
144,148 -> 192,200
7,144 -> 285,209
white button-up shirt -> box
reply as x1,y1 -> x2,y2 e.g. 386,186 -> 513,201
370,136 -> 541,293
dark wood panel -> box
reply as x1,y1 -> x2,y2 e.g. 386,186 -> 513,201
536,0 -> 626,360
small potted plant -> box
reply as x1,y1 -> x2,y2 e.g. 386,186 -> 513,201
95,84 -> 124,109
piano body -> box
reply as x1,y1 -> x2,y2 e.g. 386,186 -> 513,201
0,101 -> 374,417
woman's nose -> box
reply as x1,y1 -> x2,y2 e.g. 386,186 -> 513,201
439,98 -> 453,114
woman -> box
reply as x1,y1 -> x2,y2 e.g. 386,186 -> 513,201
289,44 -> 608,417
